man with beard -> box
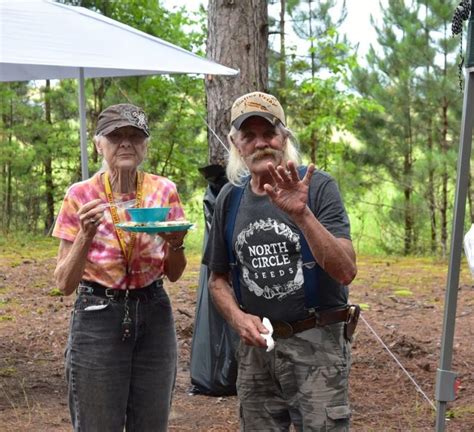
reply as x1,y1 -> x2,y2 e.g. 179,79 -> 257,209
203,92 -> 358,431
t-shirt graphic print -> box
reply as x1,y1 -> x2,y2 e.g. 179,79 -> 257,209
235,218 -> 304,301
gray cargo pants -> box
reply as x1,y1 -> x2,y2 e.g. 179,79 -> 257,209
236,322 -> 351,431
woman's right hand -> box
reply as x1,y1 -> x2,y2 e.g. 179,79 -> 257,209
77,199 -> 105,238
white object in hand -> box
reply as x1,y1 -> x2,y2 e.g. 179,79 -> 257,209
260,317 -> 275,352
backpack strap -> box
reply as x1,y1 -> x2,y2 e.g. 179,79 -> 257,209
225,182 -> 246,306
295,166 -> 320,311
225,166 -> 321,311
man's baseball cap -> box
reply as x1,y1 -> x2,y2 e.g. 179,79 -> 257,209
230,91 -> 286,130
95,103 -> 150,137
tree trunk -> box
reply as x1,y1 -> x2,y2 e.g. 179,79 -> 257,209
310,129 -> 317,164
5,162 -> 11,233
278,0 -> 286,105
403,95 -> 414,255
44,80 -> 55,234
90,78 -> 109,164
440,99 -> 449,258
4,93 -> 13,232
427,118 -> 437,254
403,155 -> 413,255
206,0 -> 268,165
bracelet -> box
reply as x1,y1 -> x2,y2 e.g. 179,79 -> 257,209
170,243 -> 185,252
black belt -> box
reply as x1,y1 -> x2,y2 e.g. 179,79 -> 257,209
271,305 -> 360,339
77,279 -> 163,301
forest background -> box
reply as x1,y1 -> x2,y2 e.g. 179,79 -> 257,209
0,0 -> 471,259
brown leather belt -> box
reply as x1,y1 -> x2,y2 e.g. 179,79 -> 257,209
271,305 -> 360,339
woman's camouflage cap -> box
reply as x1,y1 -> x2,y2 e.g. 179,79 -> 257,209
95,103 -> 150,136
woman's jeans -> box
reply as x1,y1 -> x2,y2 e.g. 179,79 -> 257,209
65,283 -> 177,432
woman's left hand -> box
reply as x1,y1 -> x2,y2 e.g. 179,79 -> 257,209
158,230 -> 187,251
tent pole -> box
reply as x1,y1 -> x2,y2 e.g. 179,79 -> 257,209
78,67 -> 89,180
435,8 -> 474,430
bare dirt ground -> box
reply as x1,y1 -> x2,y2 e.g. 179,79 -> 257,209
1,254 -> 473,431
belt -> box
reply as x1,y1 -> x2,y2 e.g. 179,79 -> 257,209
271,305 -> 359,339
77,279 -> 163,301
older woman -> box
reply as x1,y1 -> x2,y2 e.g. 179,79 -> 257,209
53,103 -> 187,431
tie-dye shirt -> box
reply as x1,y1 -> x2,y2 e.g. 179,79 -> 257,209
52,171 -> 185,289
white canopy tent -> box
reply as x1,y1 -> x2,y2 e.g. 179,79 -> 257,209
0,0 -> 238,178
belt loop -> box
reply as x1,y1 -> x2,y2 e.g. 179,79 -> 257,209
105,288 -> 116,299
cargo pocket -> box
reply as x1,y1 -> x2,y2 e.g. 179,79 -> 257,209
325,404 -> 351,431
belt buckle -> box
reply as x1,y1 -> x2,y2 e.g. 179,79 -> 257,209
105,288 -> 116,298
272,320 -> 294,339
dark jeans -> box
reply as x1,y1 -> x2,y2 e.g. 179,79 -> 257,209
65,284 -> 177,432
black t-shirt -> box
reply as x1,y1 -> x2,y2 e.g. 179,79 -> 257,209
202,169 -> 351,322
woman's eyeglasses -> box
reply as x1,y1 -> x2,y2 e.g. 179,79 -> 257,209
105,131 -> 147,146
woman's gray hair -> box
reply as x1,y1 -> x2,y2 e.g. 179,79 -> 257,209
226,123 -> 301,186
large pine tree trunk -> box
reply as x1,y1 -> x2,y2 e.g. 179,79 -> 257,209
206,0 -> 268,165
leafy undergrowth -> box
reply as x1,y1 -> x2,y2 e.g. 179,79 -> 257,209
0,250 -> 473,431
0,234 -> 58,267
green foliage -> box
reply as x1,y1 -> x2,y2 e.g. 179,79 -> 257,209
0,1 -> 209,237
0,0 -> 468,258
48,288 -> 63,297
349,0 -> 461,256
0,234 -> 58,263
393,289 -> 413,297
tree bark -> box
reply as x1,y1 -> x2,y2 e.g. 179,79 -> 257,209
44,80 -> 55,234
427,120 -> 437,254
440,98 -> 449,258
279,0 -> 286,105
206,0 -> 268,165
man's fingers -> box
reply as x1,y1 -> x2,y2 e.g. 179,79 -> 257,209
276,165 -> 292,182
286,160 -> 300,182
263,183 -> 276,197
303,163 -> 315,185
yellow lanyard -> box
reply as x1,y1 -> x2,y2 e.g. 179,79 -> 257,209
104,171 -> 144,264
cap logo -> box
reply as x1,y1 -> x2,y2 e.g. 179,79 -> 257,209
244,102 -> 270,112
120,105 -> 149,133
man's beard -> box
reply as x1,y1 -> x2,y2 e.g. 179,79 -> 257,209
247,148 -> 284,164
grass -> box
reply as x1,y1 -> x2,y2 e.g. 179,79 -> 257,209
0,234 -> 58,266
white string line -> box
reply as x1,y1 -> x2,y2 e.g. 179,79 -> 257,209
200,114 -> 230,154
360,313 -> 437,411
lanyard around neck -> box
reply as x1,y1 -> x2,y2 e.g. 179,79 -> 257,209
104,171 -> 144,264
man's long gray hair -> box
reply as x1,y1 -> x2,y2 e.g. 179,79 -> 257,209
226,124 -> 301,186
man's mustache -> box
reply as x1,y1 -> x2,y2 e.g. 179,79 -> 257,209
248,148 -> 283,163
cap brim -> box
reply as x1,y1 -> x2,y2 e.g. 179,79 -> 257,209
98,122 -> 150,137
232,112 -> 281,130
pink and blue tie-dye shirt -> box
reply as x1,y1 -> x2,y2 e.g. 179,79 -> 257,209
52,171 -> 185,289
